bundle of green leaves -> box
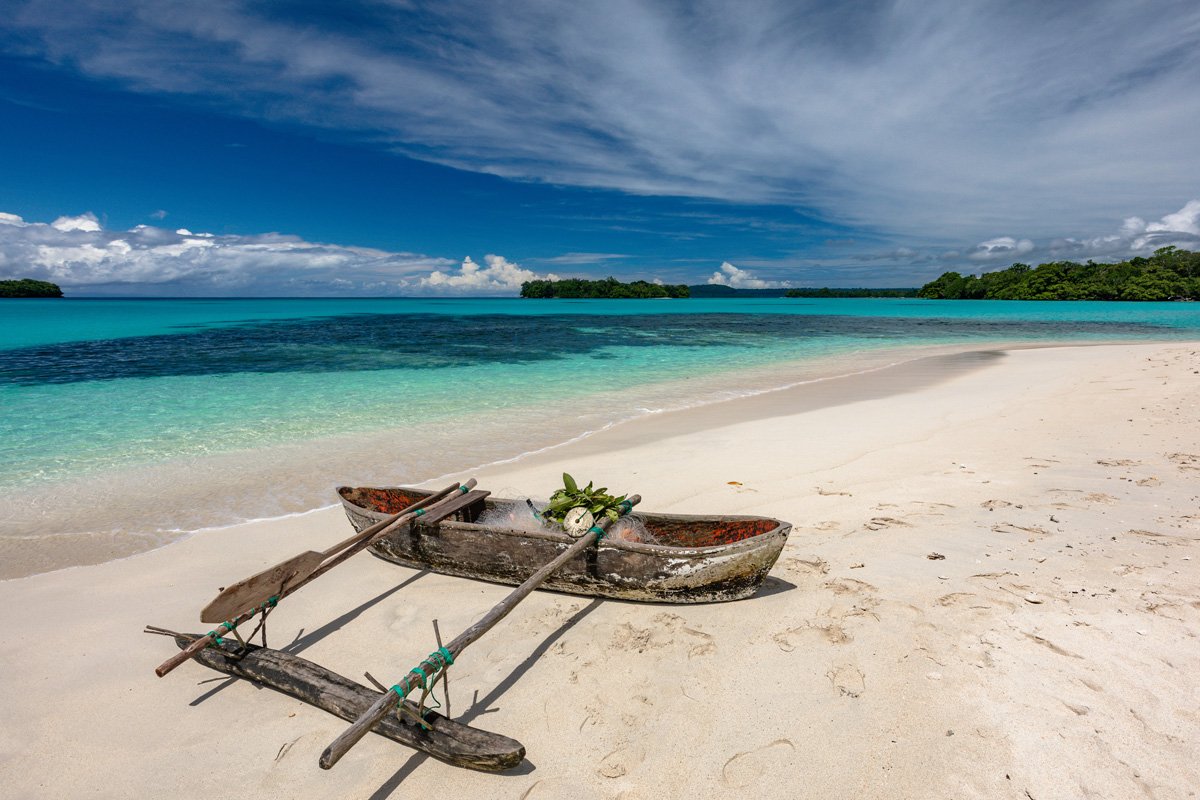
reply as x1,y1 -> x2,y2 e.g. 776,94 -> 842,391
542,473 -> 628,525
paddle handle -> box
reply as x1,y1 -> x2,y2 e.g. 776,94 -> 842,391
319,495 -> 641,770
320,479 -> 476,558
155,479 -> 476,678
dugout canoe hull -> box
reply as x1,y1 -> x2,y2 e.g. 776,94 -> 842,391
174,635 -> 525,771
338,486 -> 791,603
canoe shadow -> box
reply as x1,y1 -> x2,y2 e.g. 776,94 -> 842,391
364,599 -> 602,798
187,570 -> 431,707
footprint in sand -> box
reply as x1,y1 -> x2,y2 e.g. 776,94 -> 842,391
772,622 -> 851,651
936,592 -> 978,607
825,577 -> 879,595
991,522 -> 1049,537
864,516 -> 912,531
1096,458 -> 1141,467
781,556 -> 830,576
814,520 -> 841,531
720,739 -> 795,788
597,743 -> 646,779
981,499 -> 1015,511
827,663 -> 866,697
1167,452 -> 1200,471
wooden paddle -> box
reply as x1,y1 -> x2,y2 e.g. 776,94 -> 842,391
319,494 -> 641,770
156,479 -> 478,678
200,480 -> 471,624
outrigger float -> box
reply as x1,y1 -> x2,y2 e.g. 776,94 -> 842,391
148,477 -> 790,773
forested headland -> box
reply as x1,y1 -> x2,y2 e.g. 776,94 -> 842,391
918,247 -> 1199,301
0,279 -> 63,298
521,277 -> 689,298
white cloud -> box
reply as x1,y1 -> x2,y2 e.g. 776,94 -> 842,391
968,237 -> 1035,261
707,261 -> 783,289
150,209 -> 168,219
5,2 -> 1199,242
1039,199 -> 1200,261
50,212 -> 102,232
0,210 -> 460,296
419,254 -> 559,294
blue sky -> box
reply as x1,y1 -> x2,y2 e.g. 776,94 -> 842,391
1,1 -> 1198,295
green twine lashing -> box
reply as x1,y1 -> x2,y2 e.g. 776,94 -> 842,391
589,525 -> 606,540
392,647 -> 455,708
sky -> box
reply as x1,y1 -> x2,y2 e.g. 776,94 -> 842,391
1,0 -> 1198,296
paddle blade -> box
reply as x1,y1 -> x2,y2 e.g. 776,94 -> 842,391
200,551 -> 325,623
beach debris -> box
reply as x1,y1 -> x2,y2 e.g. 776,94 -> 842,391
926,552 -> 946,560
727,481 -> 743,485
1023,593 -> 1044,604
849,562 -> 865,569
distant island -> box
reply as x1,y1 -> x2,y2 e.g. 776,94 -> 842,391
521,278 -> 921,299
919,247 -> 1199,300
521,277 -> 689,298
0,279 -> 63,298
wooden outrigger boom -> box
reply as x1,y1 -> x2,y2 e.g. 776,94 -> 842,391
169,633 -> 524,771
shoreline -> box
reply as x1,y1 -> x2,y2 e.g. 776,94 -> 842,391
2,337 -> 1108,581
0,341 -> 1197,798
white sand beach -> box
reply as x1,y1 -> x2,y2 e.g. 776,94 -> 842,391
1,341 -> 1197,799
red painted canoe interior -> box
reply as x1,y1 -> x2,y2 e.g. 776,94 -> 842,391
337,486 -> 778,547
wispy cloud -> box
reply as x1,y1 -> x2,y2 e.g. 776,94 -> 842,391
0,210 -> 488,295
6,1 -> 1199,243
536,252 -> 630,266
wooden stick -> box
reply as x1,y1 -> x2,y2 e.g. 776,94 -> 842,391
319,495 -> 641,770
200,480 -> 474,624
155,479 -> 478,678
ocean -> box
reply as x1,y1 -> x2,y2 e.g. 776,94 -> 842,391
2,296 -> 1198,577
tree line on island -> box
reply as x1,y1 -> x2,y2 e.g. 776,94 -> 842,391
520,278 -> 916,299
0,279 -> 63,298
918,247 -> 1199,301
520,277 -> 690,298
521,248 -> 1199,301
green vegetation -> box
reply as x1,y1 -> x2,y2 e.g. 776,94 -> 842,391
0,279 -> 63,298
919,247 -> 1200,301
521,277 -> 689,299
785,287 -> 918,298
543,473 -> 629,527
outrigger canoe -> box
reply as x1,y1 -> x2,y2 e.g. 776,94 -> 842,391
337,485 -> 791,603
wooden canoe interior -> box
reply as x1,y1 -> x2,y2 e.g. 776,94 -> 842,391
337,486 -> 779,548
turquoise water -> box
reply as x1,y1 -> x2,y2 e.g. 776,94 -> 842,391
2,297 -> 1198,574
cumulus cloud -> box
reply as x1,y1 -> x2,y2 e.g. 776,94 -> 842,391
419,254 -> 558,294
707,261 -> 784,289
968,237 -> 1035,261
50,212 -> 102,232
1027,199 -> 1200,263
0,210 -> 477,296
5,2 -> 1199,241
